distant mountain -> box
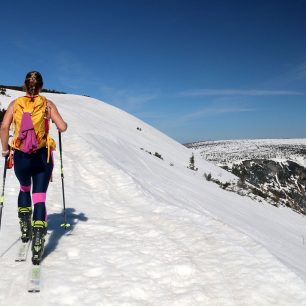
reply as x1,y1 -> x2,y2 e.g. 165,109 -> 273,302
186,139 -> 306,214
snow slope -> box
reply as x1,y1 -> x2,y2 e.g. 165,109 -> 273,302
1,90 -> 306,305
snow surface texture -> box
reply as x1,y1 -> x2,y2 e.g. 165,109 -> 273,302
1,90 -> 306,305
186,139 -> 306,167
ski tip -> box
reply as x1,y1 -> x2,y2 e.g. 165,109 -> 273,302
60,223 -> 71,228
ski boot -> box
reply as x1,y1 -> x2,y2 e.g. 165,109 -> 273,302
18,207 -> 32,243
32,220 -> 47,265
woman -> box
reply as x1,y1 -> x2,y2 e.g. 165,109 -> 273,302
0,71 -> 67,264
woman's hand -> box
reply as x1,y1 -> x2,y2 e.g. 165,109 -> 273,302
1,150 -> 9,157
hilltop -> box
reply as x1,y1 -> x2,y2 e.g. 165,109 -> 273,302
1,90 -> 306,305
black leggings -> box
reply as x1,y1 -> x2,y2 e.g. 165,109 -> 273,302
14,148 -> 53,222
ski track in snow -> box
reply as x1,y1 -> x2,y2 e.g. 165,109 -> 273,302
1,91 -> 306,305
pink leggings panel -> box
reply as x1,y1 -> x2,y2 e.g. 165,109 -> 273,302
20,185 -> 31,192
32,192 -> 47,205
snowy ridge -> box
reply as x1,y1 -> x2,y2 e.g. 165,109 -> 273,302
1,90 -> 306,305
186,139 -> 306,214
186,139 -> 306,167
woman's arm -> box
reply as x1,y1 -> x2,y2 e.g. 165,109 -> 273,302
0,101 -> 14,156
47,100 -> 68,132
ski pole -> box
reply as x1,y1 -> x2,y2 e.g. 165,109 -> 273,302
58,132 -> 70,228
0,156 -> 8,231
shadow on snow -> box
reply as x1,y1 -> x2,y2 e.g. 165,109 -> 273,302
43,208 -> 88,261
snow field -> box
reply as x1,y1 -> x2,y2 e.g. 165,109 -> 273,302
1,90 -> 306,305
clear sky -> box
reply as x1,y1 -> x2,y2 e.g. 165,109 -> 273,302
1,0 -> 306,143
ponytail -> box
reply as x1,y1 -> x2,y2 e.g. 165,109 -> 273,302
24,71 -> 43,101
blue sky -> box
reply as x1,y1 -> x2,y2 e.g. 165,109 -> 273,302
1,0 -> 306,143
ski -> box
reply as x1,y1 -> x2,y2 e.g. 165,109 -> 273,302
28,264 -> 41,293
15,240 -> 30,262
